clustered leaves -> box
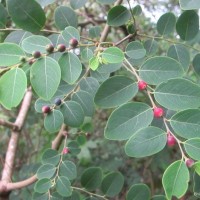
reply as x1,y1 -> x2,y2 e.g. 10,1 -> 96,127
1,0 -> 200,199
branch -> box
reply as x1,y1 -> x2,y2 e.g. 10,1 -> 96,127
99,0 -> 123,42
0,120 -> 18,131
0,124 -> 67,193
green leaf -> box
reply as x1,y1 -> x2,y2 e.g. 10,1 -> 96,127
170,109 -> 200,139
126,41 -> 146,59
101,47 -> 124,63
42,149 -> 60,166
34,98 -> 52,113
193,161 -> 200,176
34,178 -> 52,194
59,161 -> 77,180
162,160 -> 189,200
0,3 -> 7,28
176,10 -> 199,41
151,195 -> 166,200
101,172 -> 124,197
139,56 -> 184,85
105,102 -> 153,140
89,26 -> 101,38
72,91 -> 94,117
91,70 -> 109,83
154,78 -> 200,110
0,43 -> 25,66
70,0 -> 87,9
50,192 -> 65,200
95,76 -> 138,108
54,6 -> 77,30
56,176 -> 72,197
143,39 -> 158,56
59,52 -> 82,84
107,5 -> 130,26
7,0 -> 46,32
193,172 -> 200,198
157,12 -> 176,36
0,68 -> 27,110
44,110 -> 64,133
179,0 -> 200,10
97,62 -> 122,73
184,138 -> 200,160
79,77 -> 100,97
36,164 -> 56,180
126,184 -> 151,200
68,141 -> 81,155
97,0 -> 116,4
125,127 -> 167,158
30,57 -> 61,100
193,54 -> 200,76
167,44 -> 190,72
36,0 -> 55,7
4,30 -> 32,46
22,35 -> 52,54
81,167 -> 103,191
132,5 -> 142,16
81,48 -> 94,61
32,192 -> 49,200
60,101 -> 84,127
62,26 -> 80,43
89,56 -> 99,71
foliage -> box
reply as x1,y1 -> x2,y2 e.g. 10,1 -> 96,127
0,0 -> 200,200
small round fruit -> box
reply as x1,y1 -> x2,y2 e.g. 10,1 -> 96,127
20,56 -> 26,63
54,98 -> 62,106
153,107 -> 164,118
57,44 -> 66,52
33,51 -> 41,58
69,38 -> 78,48
186,159 -> 194,167
138,80 -> 147,90
62,147 -> 69,154
28,60 -> 35,65
46,44 -> 54,53
167,133 -> 176,147
42,105 -> 51,114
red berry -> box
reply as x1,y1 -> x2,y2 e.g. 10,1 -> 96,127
153,107 -> 164,118
69,38 -> 78,48
62,147 -> 69,154
138,80 -> 147,90
46,44 -> 54,53
42,105 -> 51,114
57,44 -> 66,52
33,51 -> 41,58
28,59 -> 35,65
186,159 -> 194,167
167,133 -> 176,147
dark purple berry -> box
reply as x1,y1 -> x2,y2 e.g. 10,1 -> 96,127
42,105 -> 51,114
69,38 -> 78,48
46,44 -> 54,53
57,44 -> 66,52
33,51 -> 41,58
54,98 -> 62,106
28,60 -> 35,65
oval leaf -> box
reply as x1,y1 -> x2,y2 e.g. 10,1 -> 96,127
36,164 -> 56,180
34,178 -> 52,194
126,41 -> 146,59
60,101 -> 84,127
105,102 -> 153,140
81,167 -> 103,191
0,43 -> 25,66
59,52 -> 82,84
101,172 -> 124,197
107,5 -> 130,26
56,176 -> 72,197
44,110 -> 64,133
184,138 -> 200,160
59,161 -> 77,180
101,47 -> 124,63
170,109 -> 200,139
176,10 -> 199,41
125,127 -> 167,158
0,68 -> 27,110
94,76 -> 138,108
154,78 -> 200,110
7,0 -> 46,32
139,56 -> 184,85
30,57 -> 61,100
42,149 -> 60,166
162,160 -> 189,200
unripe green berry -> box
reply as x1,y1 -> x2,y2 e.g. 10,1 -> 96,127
20,56 -> 26,63
46,44 -> 54,53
